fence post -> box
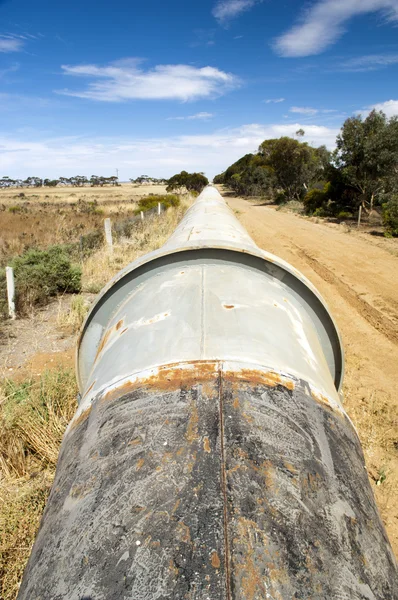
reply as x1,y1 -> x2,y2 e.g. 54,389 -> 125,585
140,211 -> 144,221
357,205 -> 362,228
158,203 -> 161,216
104,218 -> 113,251
6,266 -> 16,320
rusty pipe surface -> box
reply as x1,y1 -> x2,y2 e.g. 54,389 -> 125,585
18,186 -> 397,599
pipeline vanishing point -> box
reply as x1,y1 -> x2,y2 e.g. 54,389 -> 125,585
18,186 -> 398,599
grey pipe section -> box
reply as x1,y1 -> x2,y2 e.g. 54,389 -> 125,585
18,186 -> 397,599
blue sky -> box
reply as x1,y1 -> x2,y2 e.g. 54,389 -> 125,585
1,0 -> 398,179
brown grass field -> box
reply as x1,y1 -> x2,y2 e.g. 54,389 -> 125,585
0,183 -> 168,263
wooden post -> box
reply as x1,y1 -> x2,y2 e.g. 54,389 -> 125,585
104,218 -> 113,251
357,206 -> 362,228
140,211 -> 144,221
6,266 -> 16,319
158,203 -> 161,216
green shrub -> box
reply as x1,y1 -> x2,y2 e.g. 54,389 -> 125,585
382,196 -> 398,237
336,211 -> 353,220
134,194 -> 180,214
274,191 -> 287,205
8,246 -> 81,314
303,188 -> 327,214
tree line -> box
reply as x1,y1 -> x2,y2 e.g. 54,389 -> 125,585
0,172 -> 209,192
0,175 -> 121,188
214,110 -> 398,236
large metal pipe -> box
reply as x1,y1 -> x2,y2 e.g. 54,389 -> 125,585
18,186 -> 397,599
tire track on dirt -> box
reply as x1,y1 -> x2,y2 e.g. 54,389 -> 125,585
291,244 -> 398,345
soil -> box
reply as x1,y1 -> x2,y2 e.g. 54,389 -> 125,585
227,196 -> 398,557
0,294 -> 94,380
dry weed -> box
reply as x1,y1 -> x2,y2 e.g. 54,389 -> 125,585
0,471 -> 53,600
57,294 -> 90,333
0,368 -> 77,479
82,202 -> 189,293
0,367 -> 77,598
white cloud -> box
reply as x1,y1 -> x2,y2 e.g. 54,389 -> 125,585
167,112 -> 214,121
340,53 -> 398,71
0,123 -> 339,180
264,97 -> 285,103
290,106 -> 319,115
57,59 -> 239,102
360,99 -> 398,118
274,0 -> 398,57
212,0 -> 260,24
0,36 -> 25,53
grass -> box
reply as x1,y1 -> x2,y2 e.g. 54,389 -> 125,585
82,199 -> 189,293
57,294 -> 90,334
0,368 -> 77,600
343,377 -> 398,545
0,183 -> 169,265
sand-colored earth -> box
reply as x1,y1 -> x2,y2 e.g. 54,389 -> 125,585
227,195 -> 398,557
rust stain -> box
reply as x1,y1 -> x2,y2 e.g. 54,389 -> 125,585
242,411 -> 254,424
120,327 -> 128,335
233,397 -> 240,409
161,452 -> 174,464
136,458 -> 145,471
223,304 -> 235,309
225,368 -> 295,391
70,476 -> 96,499
311,389 -> 334,410
176,521 -> 191,544
115,319 -> 123,331
128,437 -> 142,446
83,380 -> 96,397
102,361 -> 218,402
169,558 -> 179,577
211,551 -> 220,569
203,436 -> 211,453
101,362 -> 295,405
94,328 -> 112,361
235,517 -> 269,600
70,405 -> 92,430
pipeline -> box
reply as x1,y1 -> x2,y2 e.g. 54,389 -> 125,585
18,186 -> 397,599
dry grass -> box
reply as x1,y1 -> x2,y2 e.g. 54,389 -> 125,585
343,357 -> 398,545
0,368 -> 77,599
0,183 -> 168,264
82,200 -> 189,293
57,295 -> 91,334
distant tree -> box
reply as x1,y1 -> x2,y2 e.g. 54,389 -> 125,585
229,165 -> 275,197
334,110 -> 398,210
0,176 -> 19,188
258,137 -> 324,200
59,177 -> 72,186
44,178 -> 59,187
166,171 -> 208,194
23,176 -> 43,187
296,128 -> 305,138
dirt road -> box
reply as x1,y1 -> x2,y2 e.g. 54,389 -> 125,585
227,195 -> 398,555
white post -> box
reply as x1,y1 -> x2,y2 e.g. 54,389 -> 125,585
357,206 -> 362,228
157,202 -> 161,216
6,266 -> 16,319
104,218 -> 113,251
140,211 -> 144,221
